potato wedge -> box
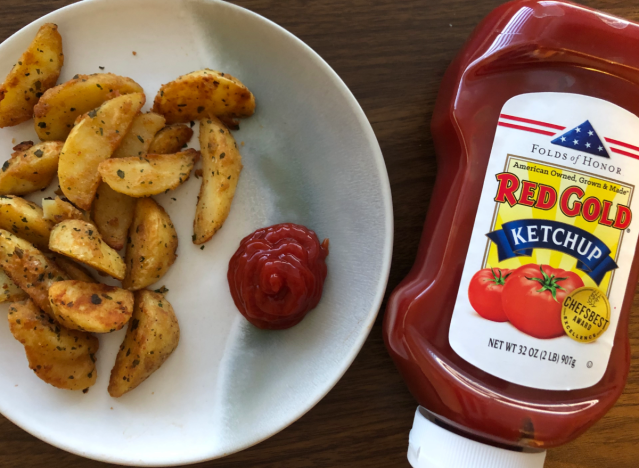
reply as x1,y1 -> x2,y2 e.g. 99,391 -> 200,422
108,290 -> 179,397
50,254 -> 95,283
34,73 -> 143,141
49,280 -> 133,333
0,24 -> 64,128
0,195 -> 53,249
0,269 -> 28,303
58,92 -> 146,210
42,196 -> 89,224
0,141 -> 63,195
194,117 -> 243,244
49,220 -> 126,280
112,112 -> 166,159
8,299 -> 98,391
152,69 -> 255,124
148,124 -> 193,154
123,198 -> 177,290
92,183 -> 135,251
99,149 -> 199,197
0,229 -> 68,315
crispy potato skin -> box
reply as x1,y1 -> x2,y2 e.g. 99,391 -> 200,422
194,117 -> 243,244
49,280 -> 133,333
123,198 -> 178,290
42,196 -> 89,224
152,69 -> 255,124
0,141 -> 63,195
112,112 -> 166,159
49,220 -> 126,280
0,195 -> 53,250
0,24 -> 64,128
0,229 -> 68,315
50,254 -> 95,283
148,124 -> 193,154
0,269 -> 28,303
8,299 -> 98,391
108,290 -> 179,397
34,73 -> 143,141
92,111 -> 159,248
99,149 -> 199,197
92,183 -> 136,251
58,92 -> 146,210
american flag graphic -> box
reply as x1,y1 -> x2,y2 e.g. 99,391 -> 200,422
551,121 -> 609,158
497,114 -> 639,160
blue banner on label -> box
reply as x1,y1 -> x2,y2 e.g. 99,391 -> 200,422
486,219 -> 618,285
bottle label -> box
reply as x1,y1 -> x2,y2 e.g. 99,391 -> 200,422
449,93 -> 639,390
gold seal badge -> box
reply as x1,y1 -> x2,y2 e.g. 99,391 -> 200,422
562,287 -> 611,343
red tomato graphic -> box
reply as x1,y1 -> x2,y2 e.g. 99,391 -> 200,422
468,268 -> 512,322
502,264 -> 584,339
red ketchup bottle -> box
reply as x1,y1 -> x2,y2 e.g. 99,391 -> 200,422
384,1 -> 639,466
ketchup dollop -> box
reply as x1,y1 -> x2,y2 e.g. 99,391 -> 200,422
228,223 -> 329,330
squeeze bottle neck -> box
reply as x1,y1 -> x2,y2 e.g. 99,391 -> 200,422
408,407 -> 547,468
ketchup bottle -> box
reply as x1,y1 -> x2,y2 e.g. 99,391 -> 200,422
384,1 -> 639,466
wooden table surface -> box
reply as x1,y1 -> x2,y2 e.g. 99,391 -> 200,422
0,0 -> 637,466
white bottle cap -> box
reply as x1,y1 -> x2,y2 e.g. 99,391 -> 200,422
408,407 -> 546,468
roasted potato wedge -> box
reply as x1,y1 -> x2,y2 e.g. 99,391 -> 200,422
0,141 -> 63,195
152,69 -> 255,124
49,280 -> 133,333
112,112 -> 166,159
123,198 -> 177,290
49,220 -> 126,280
99,149 -> 198,197
50,254 -> 95,283
34,73 -> 143,141
0,229 -> 68,315
92,183 -> 135,251
108,290 -> 179,397
0,269 -> 28,303
0,24 -> 64,128
0,195 -> 53,249
8,299 -> 98,391
42,196 -> 89,224
58,92 -> 146,210
194,117 -> 243,244
148,124 -> 193,154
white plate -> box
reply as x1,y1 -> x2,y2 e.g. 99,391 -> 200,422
0,0 -> 393,465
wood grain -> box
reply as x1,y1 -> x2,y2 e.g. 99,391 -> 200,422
0,0 -> 637,467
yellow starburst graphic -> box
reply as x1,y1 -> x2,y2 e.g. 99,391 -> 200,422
482,155 -> 633,296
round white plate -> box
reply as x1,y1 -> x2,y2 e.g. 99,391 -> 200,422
0,0 -> 393,465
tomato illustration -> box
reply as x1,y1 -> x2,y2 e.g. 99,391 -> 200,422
502,264 -> 584,339
468,268 -> 512,322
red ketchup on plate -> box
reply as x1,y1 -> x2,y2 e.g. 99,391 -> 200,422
384,1 -> 639,467
228,223 -> 329,330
